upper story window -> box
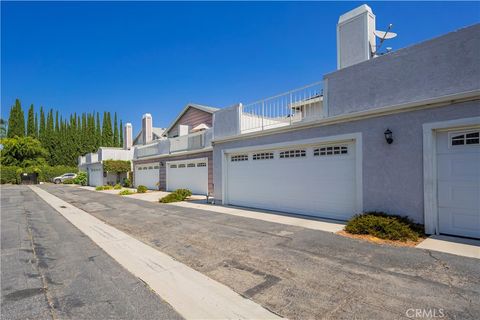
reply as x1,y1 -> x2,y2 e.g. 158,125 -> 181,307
253,152 -> 274,160
314,145 -> 348,156
279,149 -> 306,159
451,131 -> 479,146
231,155 -> 248,162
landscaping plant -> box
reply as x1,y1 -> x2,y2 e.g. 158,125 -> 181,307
345,211 -> 424,242
103,185 -> 113,190
136,185 -> 148,193
62,178 -> 74,184
159,189 -> 192,203
122,178 -> 131,188
113,184 -> 122,190
73,172 -> 88,186
119,189 -> 134,195
95,186 -> 104,191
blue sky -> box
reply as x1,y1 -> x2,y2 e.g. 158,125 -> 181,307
2,1 -> 479,131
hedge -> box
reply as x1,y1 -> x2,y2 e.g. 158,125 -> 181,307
103,160 -> 131,173
0,165 -> 78,184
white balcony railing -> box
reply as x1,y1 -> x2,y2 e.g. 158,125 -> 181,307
240,81 -> 323,133
170,129 -> 211,153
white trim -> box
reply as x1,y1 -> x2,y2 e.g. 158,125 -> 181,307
214,90 -> 480,144
221,132 -> 363,215
423,117 -> 480,235
133,147 -> 213,162
165,157 -> 208,166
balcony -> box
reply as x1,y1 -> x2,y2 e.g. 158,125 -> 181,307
134,129 -> 212,159
213,81 -> 324,139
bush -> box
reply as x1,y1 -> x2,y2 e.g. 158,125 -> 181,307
95,186 -> 104,191
119,189 -> 134,195
73,172 -> 88,186
136,185 -> 148,193
63,178 -> 74,184
0,166 -> 21,184
103,185 -> 113,190
122,178 -> 131,188
345,212 -> 424,242
159,188 -> 192,203
113,184 -> 122,190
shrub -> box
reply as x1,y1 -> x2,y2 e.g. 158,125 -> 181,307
345,212 -> 424,242
119,189 -> 134,195
159,188 -> 192,203
63,178 -> 74,184
73,172 -> 88,186
113,184 -> 122,190
103,185 -> 113,190
95,186 -> 104,191
136,185 -> 148,193
122,178 -> 131,188
0,166 -> 21,184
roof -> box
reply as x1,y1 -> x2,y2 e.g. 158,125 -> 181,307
164,103 -> 219,135
133,127 -> 167,145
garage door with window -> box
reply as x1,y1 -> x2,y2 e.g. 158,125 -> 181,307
134,163 -> 160,189
88,167 -> 104,187
437,130 -> 479,238
225,141 -> 358,221
166,158 -> 208,195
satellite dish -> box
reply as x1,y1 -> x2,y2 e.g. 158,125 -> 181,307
374,30 -> 397,39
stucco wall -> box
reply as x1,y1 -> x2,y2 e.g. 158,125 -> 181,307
213,100 -> 480,223
324,24 -> 480,117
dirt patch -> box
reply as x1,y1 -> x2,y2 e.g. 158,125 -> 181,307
337,230 -> 425,247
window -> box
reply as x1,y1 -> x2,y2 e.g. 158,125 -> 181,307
451,131 -> 479,146
148,166 -> 153,170
138,167 -> 143,170
231,155 -> 248,162
279,149 -> 306,158
178,164 -> 186,168
253,152 -> 274,160
154,166 -> 159,169
187,163 -> 195,168
314,145 -> 348,156
197,162 -> 207,167
170,164 -> 177,169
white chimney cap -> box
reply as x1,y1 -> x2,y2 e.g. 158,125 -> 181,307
142,113 -> 152,119
338,4 -> 373,23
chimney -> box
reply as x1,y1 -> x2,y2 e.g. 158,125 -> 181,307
142,113 -> 153,145
337,4 -> 376,69
124,123 -> 133,150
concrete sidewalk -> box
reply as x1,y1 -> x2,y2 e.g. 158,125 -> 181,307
30,186 -> 281,320
417,235 -> 480,259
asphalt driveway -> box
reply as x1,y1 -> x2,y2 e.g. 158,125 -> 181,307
40,184 -> 480,319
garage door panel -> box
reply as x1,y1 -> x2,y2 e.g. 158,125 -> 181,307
226,142 -> 357,220
437,130 -> 479,238
166,160 -> 208,195
134,163 -> 159,190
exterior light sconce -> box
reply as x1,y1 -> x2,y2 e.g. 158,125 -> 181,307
160,161 -> 164,167
384,129 -> 393,144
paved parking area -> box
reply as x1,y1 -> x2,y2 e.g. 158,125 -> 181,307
40,185 -> 480,319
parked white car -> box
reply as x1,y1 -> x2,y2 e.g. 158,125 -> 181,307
52,173 -> 77,184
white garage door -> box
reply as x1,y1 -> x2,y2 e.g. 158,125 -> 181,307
166,158 -> 208,195
225,142 -> 358,220
437,130 -> 479,238
88,167 -> 103,187
134,163 -> 160,190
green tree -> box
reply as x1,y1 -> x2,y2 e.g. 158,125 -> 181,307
39,106 -> 46,142
102,111 -> 113,147
95,112 -> 101,148
119,120 -> 124,148
0,118 -> 7,139
7,99 -> 25,138
113,112 -> 119,147
34,113 -> 39,138
0,136 -> 48,167
27,104 -> 35,137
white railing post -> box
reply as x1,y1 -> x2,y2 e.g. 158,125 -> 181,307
289,92 -> 293,125
261,101 -> 265,130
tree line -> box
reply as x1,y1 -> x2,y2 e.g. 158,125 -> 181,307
5,99 -> 124,167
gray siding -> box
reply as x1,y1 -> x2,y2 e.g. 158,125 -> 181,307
213,100 -> 480,223
324,24 -> 480,117
168,107 -> 213,137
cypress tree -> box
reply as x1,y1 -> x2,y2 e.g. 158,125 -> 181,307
7,99 -> 25,138
34,113 -> 39,138
27,104 -> 35,137
95,112 -> 101,148
119,120 -> 124,148
102,111 -> 113,147
39,107 -> 46,142
113,112 -> 119,147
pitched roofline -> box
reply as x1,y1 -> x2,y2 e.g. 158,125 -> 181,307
164,103 -> 219,135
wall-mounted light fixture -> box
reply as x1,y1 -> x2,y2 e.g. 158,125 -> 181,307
384,129 -> 393,144
160,161 -> 164,167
